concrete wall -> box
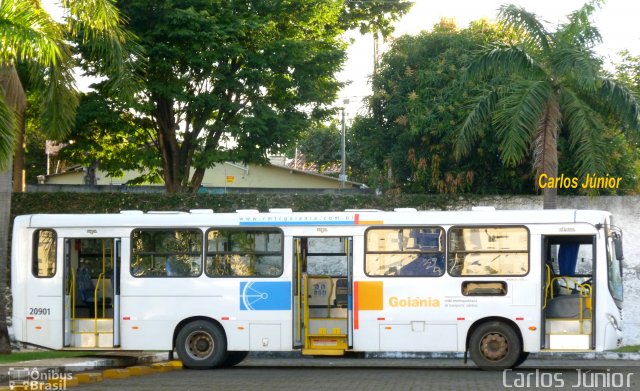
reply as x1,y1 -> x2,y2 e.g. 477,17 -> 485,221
200,163 -> 359,189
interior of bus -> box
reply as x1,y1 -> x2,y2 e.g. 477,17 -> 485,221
63,237 -> 119,349
293,237 -> 352,355
542,235 -> 594,350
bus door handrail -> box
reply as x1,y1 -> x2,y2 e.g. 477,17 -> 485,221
70,268 -> 76,334
549,276 -> 593,333
296,239 -> 302,342
543,264 -> 552,309
94,272 -> 105,337
302,273 -> 308,346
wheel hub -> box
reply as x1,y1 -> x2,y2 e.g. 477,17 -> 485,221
186,331 -> 214,359
480,332 -> 508,361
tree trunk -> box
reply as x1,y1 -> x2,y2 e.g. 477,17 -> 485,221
153,96 -> 184,193
0,65 -> 27,353
0,163 -> 13,353
542,186 -> 557,210
536,100 -> 560,210
12,114 -> 25,192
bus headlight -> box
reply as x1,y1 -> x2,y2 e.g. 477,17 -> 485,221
608,314 -> 621,332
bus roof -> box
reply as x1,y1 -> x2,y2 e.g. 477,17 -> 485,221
16,208 -> 611,229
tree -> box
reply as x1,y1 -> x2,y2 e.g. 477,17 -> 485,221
0,0 -> 139,353
349,19 -> 534,194
83,0 -> 411,193
455,1 -> 640,208
0,66 -> 25,354
340,0 -> 412,38
59,89 -> 162,185
296,121 -> 342,172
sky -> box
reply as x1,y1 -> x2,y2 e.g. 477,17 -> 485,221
337,0 -> 640,117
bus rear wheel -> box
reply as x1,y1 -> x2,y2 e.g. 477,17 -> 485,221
176,320 -> 227,369
469,321 -> 522,371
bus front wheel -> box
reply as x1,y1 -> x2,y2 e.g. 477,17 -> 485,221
469,321 -> 522,371
176,320 -> 227,369
222,351 -> 249,367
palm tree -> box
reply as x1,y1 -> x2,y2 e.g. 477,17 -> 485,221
0,0 -> 140,353
0,66 -> 25,354
455,1 -> 640,209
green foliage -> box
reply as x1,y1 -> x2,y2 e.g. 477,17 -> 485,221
297,121 -> 342,170
457,1 -> 640,203
0,0 -> 141,165
339,0 -> 413,37
59,89 -> 162,184
24,100 -> 47,185
11,191 -> 507,217
75,0 -> 410,193
0,351 -> 93,364
614,51 -> 640,93
350,19 -> 533,194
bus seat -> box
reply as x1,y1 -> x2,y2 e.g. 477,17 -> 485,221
76,266 -> 112,307
334,278 -> 348,307
546,294 -> 591,319
398,255 -> 444,276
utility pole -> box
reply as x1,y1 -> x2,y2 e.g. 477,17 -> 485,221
340,99 -> 349,189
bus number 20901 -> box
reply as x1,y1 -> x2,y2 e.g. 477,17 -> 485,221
29,307 -> 50,316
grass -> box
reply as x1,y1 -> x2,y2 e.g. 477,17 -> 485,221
0,351 -> 94,364
613,345 -> 640,353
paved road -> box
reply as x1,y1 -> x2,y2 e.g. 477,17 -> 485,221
76,358 -> 640,391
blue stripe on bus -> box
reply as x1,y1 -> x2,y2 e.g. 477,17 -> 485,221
240,281 -> 292,311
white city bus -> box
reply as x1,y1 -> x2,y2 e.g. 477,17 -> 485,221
11,207 -> 624,370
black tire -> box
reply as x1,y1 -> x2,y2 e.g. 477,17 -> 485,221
222,351 -> 249,367
176,320 -> 227,369
513,352 -> 530,368
469,321 -> 522,371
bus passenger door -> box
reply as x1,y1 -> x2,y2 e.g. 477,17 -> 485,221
293,238 -> 305,348
294,236 -> 352,356
62,237 -> 118,349
542,235 -> 595,350
113,239 -> 121,347
63,239 -> 72,346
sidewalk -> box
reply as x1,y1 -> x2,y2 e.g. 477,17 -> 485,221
0,351 -> 169,383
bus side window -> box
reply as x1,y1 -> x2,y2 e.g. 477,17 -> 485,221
33,229 -> 57,278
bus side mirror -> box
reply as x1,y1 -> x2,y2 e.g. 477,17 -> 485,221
614,236 -> 624,261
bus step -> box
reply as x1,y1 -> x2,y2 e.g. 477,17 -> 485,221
301,348 -> 345,356
546,334 -> 590,350
74,318 -> 113,333
73,332 -> 114,348
545,319 -> 591,334
304,334 -> 347,352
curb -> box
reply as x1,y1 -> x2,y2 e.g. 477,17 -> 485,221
0,358 -> 182,390
0,352 -> 169,388
249,350 -> 640,361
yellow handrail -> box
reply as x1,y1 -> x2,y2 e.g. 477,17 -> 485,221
303,273 -> 309,348
543,264 -> 551,309
550,276 -> 590,299
296,240 -> 302,342
94,272 -> 105,341
549,276 -> 593,333
70,268 -> 76,334
101,240 -> 108,318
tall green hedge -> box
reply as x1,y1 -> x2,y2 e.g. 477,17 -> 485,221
11,192 -> 508,218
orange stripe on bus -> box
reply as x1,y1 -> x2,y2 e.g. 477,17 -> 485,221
353,281 -> 359,330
